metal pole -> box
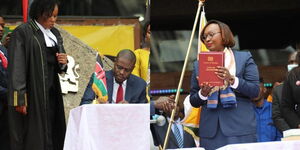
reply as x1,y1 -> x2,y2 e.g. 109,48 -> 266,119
162,0 -> 205,149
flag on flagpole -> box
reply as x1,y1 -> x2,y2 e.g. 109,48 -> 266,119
181,95 -> 200,141
92,53 -> 108,103
22,0 -> 28,22
198,6 -> 208,54
181,6 -> 208,141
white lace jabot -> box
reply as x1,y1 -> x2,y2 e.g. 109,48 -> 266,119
35,20 -> 57,47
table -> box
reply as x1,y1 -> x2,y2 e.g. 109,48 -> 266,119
63,104 -> 150,150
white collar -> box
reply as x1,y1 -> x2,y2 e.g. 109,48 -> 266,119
113,78 -> 127,86
35,20 -> 57,47
167,117 -> 181,124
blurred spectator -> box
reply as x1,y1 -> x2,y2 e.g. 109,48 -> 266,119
252,78 -> 282,142
0,16 -> 10,48
281,51 -> 300,129
272,51 -> 299,132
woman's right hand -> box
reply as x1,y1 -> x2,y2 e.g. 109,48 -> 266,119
200,82 -> 214,97
15,106 -> 27,115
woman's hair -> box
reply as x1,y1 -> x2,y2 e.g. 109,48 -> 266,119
141,21 -> 150,48
200,20 -> 235,48
29,0 -> 59,20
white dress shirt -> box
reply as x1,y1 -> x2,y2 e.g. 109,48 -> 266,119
112,78 -> 127,103
167,117 -> 184,139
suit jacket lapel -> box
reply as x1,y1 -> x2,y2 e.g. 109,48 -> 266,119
183,130 -> 196,147
106,70 -> 114,103
233,51 -> 242,77
125,75 -> 133,102
164,121 -> 179,148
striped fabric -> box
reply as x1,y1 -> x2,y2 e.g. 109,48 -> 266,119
207,87 -> 237,109
173,124 -> 184,148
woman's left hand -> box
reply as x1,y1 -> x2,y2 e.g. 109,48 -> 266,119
215,66 -> 235,85
56,53 -> 68,65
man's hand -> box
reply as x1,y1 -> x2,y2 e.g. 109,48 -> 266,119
117,100 -> 129,104
97,97 -> 108,104
15,106 -> 27,115
154,95 -> 175,113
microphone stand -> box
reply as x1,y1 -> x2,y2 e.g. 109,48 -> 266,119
162,0 -> 206,149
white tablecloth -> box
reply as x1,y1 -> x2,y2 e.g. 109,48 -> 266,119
63,104 -> 150,150
217,140 -> 300,150
167,148 -> 205,150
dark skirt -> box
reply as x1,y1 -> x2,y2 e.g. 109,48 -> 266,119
200,122 -> 257,150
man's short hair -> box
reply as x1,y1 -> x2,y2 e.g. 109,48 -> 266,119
116,49 -> 136,65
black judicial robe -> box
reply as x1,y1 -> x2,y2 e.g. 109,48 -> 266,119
7,20 -> 66,150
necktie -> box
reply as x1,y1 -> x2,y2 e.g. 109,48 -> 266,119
173,123 -> 184,148
116,83 -> 123,103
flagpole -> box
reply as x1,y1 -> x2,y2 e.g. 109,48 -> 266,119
162,0 -> 206,149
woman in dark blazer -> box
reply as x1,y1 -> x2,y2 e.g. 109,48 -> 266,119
281,52 -> 300,129
189,20 -> 260,150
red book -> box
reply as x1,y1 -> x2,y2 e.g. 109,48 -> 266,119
198,52 -> 224,86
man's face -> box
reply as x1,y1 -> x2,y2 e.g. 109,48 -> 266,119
113,57 -> 134,83
0,17 -> 5,39
287,52 -> 298,72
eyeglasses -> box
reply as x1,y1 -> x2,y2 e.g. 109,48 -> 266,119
115,64 -> 133,73
201,32 -> 221,41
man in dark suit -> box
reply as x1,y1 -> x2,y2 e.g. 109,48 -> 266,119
80,49 -> 147,104
151,104 -> 196,149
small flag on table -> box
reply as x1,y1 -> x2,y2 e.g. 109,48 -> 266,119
92,53 -> 108,103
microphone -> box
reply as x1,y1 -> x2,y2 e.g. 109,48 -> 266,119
57,36 -> 64,54
56,36 -> 67,71
150,114 -> 166,126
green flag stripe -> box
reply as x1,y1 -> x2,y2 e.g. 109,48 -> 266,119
93,78 -> 108,96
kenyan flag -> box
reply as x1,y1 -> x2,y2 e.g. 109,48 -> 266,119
92,53 -> 108,103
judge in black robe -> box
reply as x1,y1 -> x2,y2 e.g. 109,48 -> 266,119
7,1 -> 67,150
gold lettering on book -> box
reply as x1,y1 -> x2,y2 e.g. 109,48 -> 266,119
207,56 -> 214,61
206,66 -> 215,71
203,62 -> 218,65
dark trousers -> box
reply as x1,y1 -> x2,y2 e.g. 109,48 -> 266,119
0,97 -> 11,150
